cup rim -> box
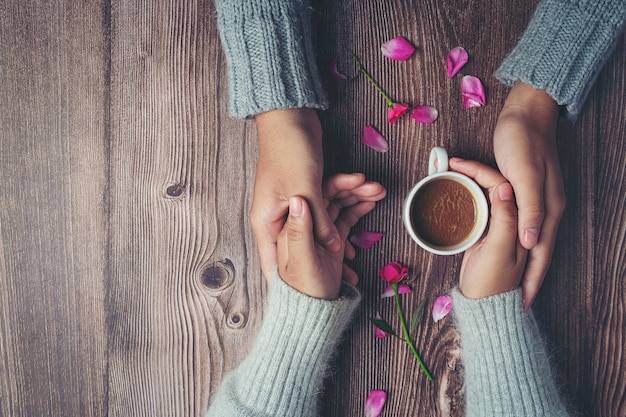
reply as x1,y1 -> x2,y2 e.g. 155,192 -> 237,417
403,171 -> 488,255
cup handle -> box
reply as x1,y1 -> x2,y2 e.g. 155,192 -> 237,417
428,147 -> 449,175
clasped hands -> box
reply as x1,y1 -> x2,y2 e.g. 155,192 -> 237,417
253,82 -> 564,305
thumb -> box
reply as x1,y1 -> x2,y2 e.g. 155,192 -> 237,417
483,182 -> 519,253
283,197 -> 318,273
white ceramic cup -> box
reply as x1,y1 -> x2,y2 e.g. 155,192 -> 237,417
403,147 -> 489,255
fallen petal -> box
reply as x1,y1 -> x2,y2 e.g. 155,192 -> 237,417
365,390 -> 387,417
446,46 -> 468,78
410,105 -> 439,123
372,313 -> 391,339
381,36 -> 415,61
350,231 -> 384,249
381,283 -> 412,298
461,75 -> 486,107
432,295 -> 453,322
327,56 -> 348,80
387,103 -> 411,124
362,125 -> 389,152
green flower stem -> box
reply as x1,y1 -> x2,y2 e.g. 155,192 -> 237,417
393,283 -> 433,381
353,54 -> 394,108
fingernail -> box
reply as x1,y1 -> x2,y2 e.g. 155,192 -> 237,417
324,237 -> 342,253
498,183 -> 513,201
524,228 -> 538,246
289,197 -> 303,217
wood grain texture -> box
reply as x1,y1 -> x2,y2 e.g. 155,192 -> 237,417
0,0 -> 624,416
0,1 -> 109,416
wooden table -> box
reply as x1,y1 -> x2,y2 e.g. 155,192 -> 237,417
1,1 -> 624,415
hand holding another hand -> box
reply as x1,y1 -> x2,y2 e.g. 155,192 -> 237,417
277,174 -> 386,300
493,82 -> 565,307
450,158 -> 527,299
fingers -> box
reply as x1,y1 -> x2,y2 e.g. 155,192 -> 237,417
334,201 -> 377,241
509,169 -> 546,249
279,197 -> 318,277
250,199 -> 289,280
521,158 -> 565,308
483,182 -> 519,254
308,197 -> 342,253
449,158 -> 507,198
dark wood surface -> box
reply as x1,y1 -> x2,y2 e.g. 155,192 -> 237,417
0,1 -> 623,416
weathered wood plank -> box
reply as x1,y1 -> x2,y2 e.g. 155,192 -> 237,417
107,0 -> 262,415
0,1 -> 108,416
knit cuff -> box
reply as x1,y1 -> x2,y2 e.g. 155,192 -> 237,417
451,288 -> 569,417
215,0 -> 329,118
494,0 -> 626,120
210,268 -> 360,416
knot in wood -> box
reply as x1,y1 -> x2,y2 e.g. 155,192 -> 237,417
201,258 -> 235,290
165,183 -> 185,197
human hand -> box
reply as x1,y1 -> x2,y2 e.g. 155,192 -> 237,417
277,174 -> 385,300
493,82 -> 565,307
252,108 -> 341,280
450,158 -> 528,299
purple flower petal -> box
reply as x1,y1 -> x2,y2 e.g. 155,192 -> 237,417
365,390 -> 387,417
410,105 -> 439,123
327,56 -> 348,80
379,262 -> 409,284
432,295 -> 453,322
381,284 -> 412,298
381,36 -> 415,61
350,231 -> 384,249
446,46 -> 468,78
362,125 -> 389,153
461,75 -> 486,107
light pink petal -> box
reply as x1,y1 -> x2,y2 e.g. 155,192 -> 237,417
373,313 -> 389,339
327,56 -> 348,80
365,390 -> 387,417
350,231 -> 384,249
461,75 -> 486,107
387,103 -> 411,124
410,105 -> 439,123
432,295 -> 453,322
381,284 -> 412,298
381,36 -> 415,61
362,125 -> 389,152
446,46 -> 468,78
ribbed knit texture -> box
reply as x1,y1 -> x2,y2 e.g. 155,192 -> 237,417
451,288 -> 570,417
495,0 -> 626,120
205,268 -> 360,417
215,0 -> 329,118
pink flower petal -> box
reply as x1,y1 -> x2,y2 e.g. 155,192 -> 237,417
373,313 -> 390,339
350,231 -> 384,249
379,262 -> 409,284
381,36 -> 415,61
381,283 -> 412,298
362,125 -> 389,153
432,295 -> 453,322
461,75 -> 486,107
446,46 -> 468,78
365,390 -> 387,417
327,56 -> 348,80
387,103 -> 410,124
410,105 -> 439,123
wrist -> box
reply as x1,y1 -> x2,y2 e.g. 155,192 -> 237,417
499,82 -> 559,130
255,108 -> 322,147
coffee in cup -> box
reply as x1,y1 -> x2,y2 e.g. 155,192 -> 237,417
403,147 -> 488,255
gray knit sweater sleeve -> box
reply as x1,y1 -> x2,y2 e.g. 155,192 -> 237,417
494,0 -> 626,119
205,269 -> 360,417
215,0 -> 329,118
451,288 -> 570,417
